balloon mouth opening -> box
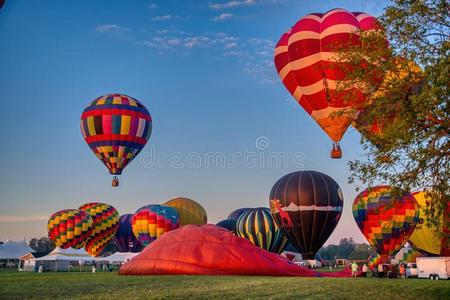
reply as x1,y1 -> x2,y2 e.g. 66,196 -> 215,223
331,143 -> 342,159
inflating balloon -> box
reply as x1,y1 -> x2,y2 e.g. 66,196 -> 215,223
132,205 -> 179,246
79,202 -> 120,256
216,219 -> 237,233
394,242 -> 422,263
274,8 -> 383,158
228,208 -> 251,221
408,191 -> 450,256
114,214 -> 144,253
163,197 -> 207,226
352,186 -> 419,259
47,209 -> 93,249
368,253 -> 384,270
269,170 -> 343,259
236,207 -> 288,253
80,94 -> 152,187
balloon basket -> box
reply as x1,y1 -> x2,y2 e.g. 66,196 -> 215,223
112,176 -> 119,187
331,144 -> 342,159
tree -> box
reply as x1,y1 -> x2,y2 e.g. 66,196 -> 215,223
335,0 -> 449,227
29,237 -> 55,253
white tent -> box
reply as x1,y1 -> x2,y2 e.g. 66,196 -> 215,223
34,247 -> 97,271
0,239 -> 34,259
99,252 -> 139,264
35,247 -> 96,262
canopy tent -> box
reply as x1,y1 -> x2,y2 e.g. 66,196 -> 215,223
35,247 -> 95,262
99,252 -> 139,264
34,247 -> 97,272
0,239 -> 34,259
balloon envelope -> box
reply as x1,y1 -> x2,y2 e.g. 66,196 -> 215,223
352,186 -> 419,258
114,214 -> 144,253
163,197 -> 207,226
132,205 -> 179,246
228,208 -> 251,221
236,207 -> 287,253
79,202 -> 120,256
47,209 -> 93,249
408,191 -> 450,256
269,170 -> 343,259
274,9 -> 382,146
80,94 -> 151,176
216,219 -> 237,233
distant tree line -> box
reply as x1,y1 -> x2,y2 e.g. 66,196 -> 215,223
319,238 -> 376,261
29,237 -> 55,253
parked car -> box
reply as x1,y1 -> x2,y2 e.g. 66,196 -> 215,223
406,262 -> 417,278
416,257 -> 450,280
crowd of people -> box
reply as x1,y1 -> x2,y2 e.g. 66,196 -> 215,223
350,261 -> 410,278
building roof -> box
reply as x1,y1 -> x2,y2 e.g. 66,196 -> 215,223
0,239 -> 34,259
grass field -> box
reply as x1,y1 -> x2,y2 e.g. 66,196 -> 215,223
1,270 -> 449,299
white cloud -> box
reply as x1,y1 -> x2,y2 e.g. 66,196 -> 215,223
211,13 -> 234,21
209,0 -> 256,9
148,3 -> 158,9
0,215 -> 47,223
224,50 -> 243,56
152,14 -> 173,21
167,38 -> 181,45
96,24 -> 132,34
225,42 -> 238,48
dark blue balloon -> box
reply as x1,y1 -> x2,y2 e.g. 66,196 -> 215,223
114,214 -> 144,253
216,219 -> 237,233
227,208 -> 252,221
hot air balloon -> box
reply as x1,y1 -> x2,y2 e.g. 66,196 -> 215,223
368,252 -> 384,270
216,219 -> 237,233
132,205 -> 179,246
408,191 -> 450,256
80,94 -> 152,187
79,202 -> 120,256
163,197 -> 207,226
114,214 -> 144,253
394,242 -> 422,263
352,186 -> 419,259
236,207 -> 288,253
353,58 -> 423,146
274,8 -> 384,158
269,170 -> 344,259
47,209 -> 93,249
228,208 -> 251,221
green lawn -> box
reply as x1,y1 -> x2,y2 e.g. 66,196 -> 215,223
1,270 -> 449,299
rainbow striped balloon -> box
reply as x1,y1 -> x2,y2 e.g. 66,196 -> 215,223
132,205 -> 179,246
274,8 -> 383,152
236,207 -> 288,253
47,209 -> 93,249
79,202 -> 120,256
353,186 -> 419,259
80,94 -> 152,176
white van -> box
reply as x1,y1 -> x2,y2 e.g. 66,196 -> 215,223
416,257 -> 450,280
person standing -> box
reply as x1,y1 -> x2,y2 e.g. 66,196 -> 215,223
351,261 -> 358,277
399,264 -> 405,279
362,264 -> 368,277
378,263 -> 384,278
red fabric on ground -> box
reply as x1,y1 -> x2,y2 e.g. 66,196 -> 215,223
119,224 -> 354,277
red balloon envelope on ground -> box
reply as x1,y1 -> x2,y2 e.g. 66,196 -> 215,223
274,8 -> 383,158
119,225 -> 356,277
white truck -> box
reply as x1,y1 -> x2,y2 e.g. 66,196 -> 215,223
416,257 -> 450,280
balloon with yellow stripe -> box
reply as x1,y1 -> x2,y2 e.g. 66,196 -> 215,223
131,205 -> 180,246
236,207 -> 287,253
47,209 -> 93,249
79,202 -> 120,256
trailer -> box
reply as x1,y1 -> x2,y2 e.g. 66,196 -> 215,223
416,257 -> 450,280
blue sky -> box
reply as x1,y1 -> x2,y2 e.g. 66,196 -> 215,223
0,0 -> 389,244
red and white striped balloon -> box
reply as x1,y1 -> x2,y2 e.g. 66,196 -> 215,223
274,8 -> 383,158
